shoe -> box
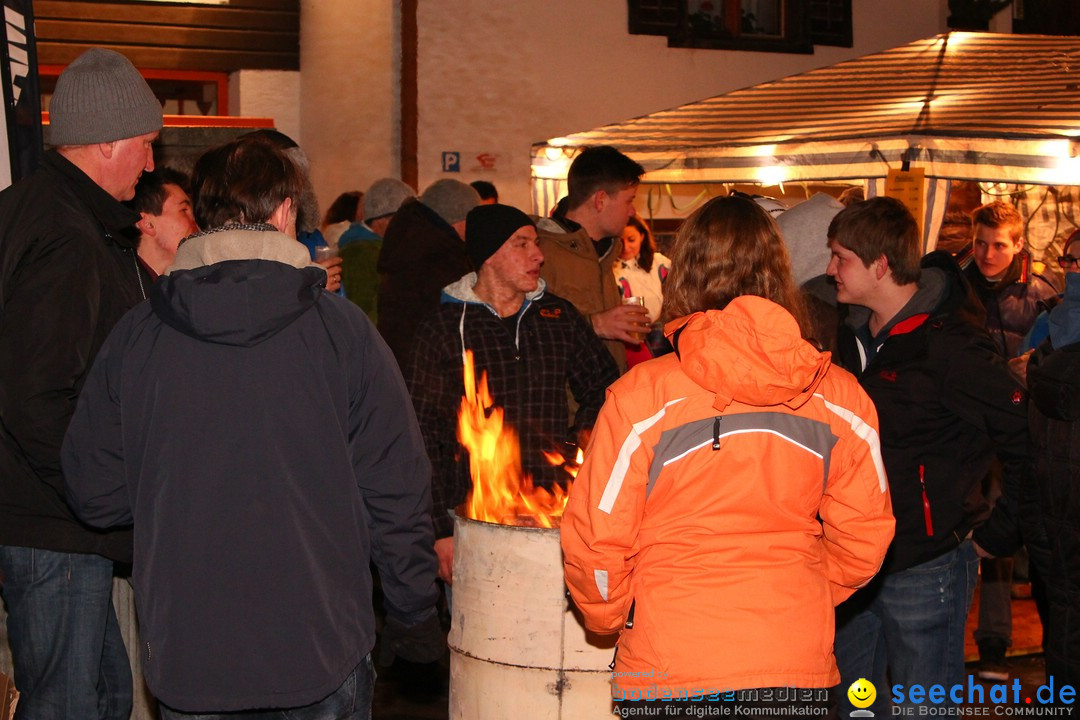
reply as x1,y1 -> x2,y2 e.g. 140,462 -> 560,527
977,639 -> 1010,682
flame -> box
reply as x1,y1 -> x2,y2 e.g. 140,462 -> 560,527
458,351 -> 572,527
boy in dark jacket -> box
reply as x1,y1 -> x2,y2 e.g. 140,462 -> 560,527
826,197 -> 1028,716
405,203 -> 619,585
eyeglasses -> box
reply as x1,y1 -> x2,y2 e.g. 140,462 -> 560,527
1059,255 -> 1080,268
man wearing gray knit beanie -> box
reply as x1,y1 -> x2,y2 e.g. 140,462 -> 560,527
0,46 -> 162,719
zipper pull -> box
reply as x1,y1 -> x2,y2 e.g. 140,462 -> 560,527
920,464 -> 934,537
712,416 -> 721,450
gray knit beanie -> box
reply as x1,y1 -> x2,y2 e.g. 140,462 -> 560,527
420,179 -> 481,226
49,48 -> 163,146
364,178 -> 417,221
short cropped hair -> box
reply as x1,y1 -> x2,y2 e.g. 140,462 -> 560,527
827,196 -> 922,285
566,145 -> 644,211
190,139 -> 305,231
470,180 -> 498,202
971,201 -> 1023,243
127,166 -> 190,216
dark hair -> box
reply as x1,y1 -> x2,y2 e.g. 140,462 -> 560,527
566,146 -> 644,211
190,139 -> 305,231
323,191 -> 363,226
470,180 -> 498,202
625,215 -> 657,273
663,195 -> 808,334
827,196 -> 922,285
125,166 -> 190,216
235,128 -> 320,234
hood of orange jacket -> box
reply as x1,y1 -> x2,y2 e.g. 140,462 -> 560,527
666,296 -> 830,412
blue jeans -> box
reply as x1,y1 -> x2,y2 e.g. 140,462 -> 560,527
834,540 -> 979,717
0,546 -> 132,720
158,656 -> 375,720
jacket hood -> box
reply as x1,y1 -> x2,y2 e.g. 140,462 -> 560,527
843,251 -> 982,337
441,272 -> 547,306
666,296 -> 829,411
151,226 -> 326,347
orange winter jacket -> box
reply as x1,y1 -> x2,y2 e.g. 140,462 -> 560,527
561,297 -> 894,697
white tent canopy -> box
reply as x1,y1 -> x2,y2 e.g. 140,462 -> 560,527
531,31 -> 1080,213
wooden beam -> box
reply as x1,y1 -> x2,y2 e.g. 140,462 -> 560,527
400,0 -> 418,190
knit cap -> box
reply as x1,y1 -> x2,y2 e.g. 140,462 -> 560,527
465,204 -> 535,269
364,178 -> 417,221
421,179 -> 480,226
49,48 -> 163,146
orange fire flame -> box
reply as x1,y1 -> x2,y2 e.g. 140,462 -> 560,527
458,351 -> 575,527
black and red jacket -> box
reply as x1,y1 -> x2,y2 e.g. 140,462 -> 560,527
835,251 -> 1029,573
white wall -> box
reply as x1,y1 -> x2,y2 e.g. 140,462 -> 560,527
413,0 -> 951,211
299,0 -> 401,216
296,0 -> 952,213
228,70 -> 302,142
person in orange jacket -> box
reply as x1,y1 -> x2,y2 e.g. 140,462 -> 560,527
561,195 -> 895,716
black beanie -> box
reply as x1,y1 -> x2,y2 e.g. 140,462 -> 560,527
465,204 -> 536,269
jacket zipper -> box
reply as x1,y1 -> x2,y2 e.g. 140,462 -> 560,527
919,464 -> 934,536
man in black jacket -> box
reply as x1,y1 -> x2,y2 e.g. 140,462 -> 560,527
826,198 -> 1029,716
376,178 -> 480,368
405,203 -> 619,585
62,138 -> 440,718
0,47 -> 162,719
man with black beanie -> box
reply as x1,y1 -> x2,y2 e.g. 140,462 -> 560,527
404,203 -> 619,584
0,46 -> 163,719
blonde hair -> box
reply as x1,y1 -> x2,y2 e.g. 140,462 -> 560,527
663,195 -> 808,334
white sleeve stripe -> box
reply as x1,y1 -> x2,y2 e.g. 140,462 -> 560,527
594,569 -> 609,601
815,393 -> 888,493
597,397 -> 685,514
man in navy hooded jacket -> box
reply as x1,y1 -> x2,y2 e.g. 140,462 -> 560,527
61,138 -> 440,718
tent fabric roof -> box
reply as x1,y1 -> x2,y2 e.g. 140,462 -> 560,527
531,33 -> 1080,185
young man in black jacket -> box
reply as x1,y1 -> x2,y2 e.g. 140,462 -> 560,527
0,47 -> 162,719
62,138 -> 441,718
405,203 -> 619,585
826,197 -> 1029,716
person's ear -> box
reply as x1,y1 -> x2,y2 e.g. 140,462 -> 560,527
269,197 -> 295,236
593,190 -> 608,213
135,212 -> 155,238
98,141 -> 117,160
874,255 -> 889,281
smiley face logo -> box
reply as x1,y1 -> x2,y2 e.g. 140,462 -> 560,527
847,678 -> 877,709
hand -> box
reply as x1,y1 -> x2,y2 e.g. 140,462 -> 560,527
591,304 -> 651,344
434,536 -> 454,585
316,255 -> 343,292
973,540 -> 993,559
576,427 -> 592,453
1007,350 -> 1032,389
380,612 -> 446,665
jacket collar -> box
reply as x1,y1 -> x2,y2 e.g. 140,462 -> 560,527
167,224 -> 317,274
45,149 -> 141,247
